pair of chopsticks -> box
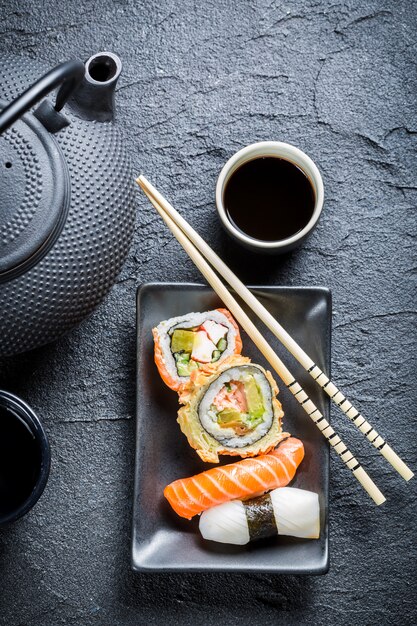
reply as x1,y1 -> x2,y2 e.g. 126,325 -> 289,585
136,175 -> 414,505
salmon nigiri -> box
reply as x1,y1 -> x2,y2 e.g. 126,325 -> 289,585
163,437 -> 304,520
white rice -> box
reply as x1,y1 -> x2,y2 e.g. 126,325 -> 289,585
198,364 -> 273,448
155,310 -> 239,385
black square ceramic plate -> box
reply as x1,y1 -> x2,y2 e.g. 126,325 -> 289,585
132,283 -> 331,574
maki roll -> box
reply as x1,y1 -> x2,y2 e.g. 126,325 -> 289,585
177,355 -> 288,463
153,309 -> 242,392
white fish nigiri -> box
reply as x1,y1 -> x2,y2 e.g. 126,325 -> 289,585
199,487 -> 320,545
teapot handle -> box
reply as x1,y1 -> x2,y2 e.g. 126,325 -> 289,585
0,59 -> 85,134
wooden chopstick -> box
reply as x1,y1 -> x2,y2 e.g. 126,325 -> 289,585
136,176 -> 386,506
137,175 -> 413,484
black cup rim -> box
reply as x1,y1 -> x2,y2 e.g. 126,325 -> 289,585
0,390 -> 51,525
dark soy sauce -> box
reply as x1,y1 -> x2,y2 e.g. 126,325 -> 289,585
0,406 -> 40,517
224,156 -> 315,242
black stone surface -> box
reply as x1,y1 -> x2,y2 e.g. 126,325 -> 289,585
0,1 -> 416,624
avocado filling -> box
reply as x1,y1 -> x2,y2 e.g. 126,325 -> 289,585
211,375 -> 265,436
170,321 -> 228,376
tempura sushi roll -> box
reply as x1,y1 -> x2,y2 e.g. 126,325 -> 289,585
152,309 -> 242,392
177,355 -> 288,463
199,487 -> 320,545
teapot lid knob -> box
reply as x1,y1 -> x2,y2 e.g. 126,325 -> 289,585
0,109 -> 69,282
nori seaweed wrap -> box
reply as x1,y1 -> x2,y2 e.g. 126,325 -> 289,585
178,355 -> 288,462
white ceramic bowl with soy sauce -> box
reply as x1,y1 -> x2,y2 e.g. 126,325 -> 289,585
215,141 -> 324,254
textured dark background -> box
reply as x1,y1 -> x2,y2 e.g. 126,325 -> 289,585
0,0 -> 416,624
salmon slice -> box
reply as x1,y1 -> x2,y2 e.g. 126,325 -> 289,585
163,437 -> 304,519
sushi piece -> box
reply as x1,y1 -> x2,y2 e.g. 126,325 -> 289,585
164,437 -> 304,519
199,487 -> 320,545
152,309 -> 242,392
177,355 -> 287,463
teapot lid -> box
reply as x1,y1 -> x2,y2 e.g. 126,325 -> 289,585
0,106 -> 69,282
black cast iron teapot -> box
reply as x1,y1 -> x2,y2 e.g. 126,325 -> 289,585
0,52 -> 136,356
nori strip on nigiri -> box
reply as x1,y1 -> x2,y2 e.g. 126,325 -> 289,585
243,493 -> 277,541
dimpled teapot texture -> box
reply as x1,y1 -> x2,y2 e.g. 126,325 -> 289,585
0,54 -> 136,356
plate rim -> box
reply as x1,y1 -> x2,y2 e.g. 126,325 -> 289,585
132,282 -> 331,574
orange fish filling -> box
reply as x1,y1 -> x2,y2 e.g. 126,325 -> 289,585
211,378 -> 265,435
